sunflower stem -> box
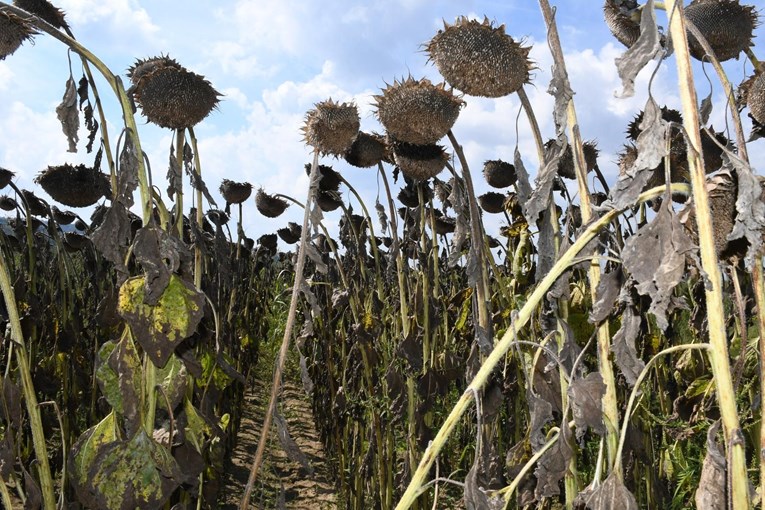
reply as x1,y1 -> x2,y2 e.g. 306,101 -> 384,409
663,2 -> 750,508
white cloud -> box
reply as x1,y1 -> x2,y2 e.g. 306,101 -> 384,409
0,62 -> 13,91
57,0 -> 159,39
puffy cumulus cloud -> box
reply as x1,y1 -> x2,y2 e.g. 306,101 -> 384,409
207,41 -> 278,80
57,0 -> 158,36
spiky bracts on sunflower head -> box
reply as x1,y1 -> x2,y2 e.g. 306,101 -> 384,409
373,77 -> 463,145
685,0 -> 758,62
745,71 -> 765,125
426,16 -> 533,98
0,10 -> 36,60
13,0 -> 67,29
302,99 -> 360,156
128,56 -> 221,130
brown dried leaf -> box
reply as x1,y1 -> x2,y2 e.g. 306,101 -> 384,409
167,145 -> 183,201
91,203 -> 132,273
118,135 -> 139,208
608,98 -> 669,209
568,373 -> 606,440
725,153 -> 765,269
534,424 -> 573,499
56,76 -> 79,153
695,421 -> 726,510
590,268 -> 624,323
611,305 -> 645,386
464,463 -> 505,510
273,409 -> 314,476
575,472 -> 639,509
528,392 -> 554,452
524,135 -> 566,226
615,0 -> 662,98
622,204 -> 696,330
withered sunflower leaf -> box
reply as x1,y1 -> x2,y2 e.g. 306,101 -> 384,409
77,75 -> 89,109
524,134 -> 566,226
0,435 -> 14,481
568,373 -> 606,440
725,153 -> 765,269
534,424 -> 573,499
607,98 -> 668,209
85,429 -> 182,510
590,268 -> 624,323
528,392 -> 554,452
575,472 -> 639,509
95,337 -> 142,435
615,0 -> 662,98
513,148 -> 533,208
118,135 -> 139,208
611,305 -> 645,386
299,279 -> 321,316
694,421 -> 726,510
68,412 -> 119,507
548,56 -> 574,135
622,204 -> 695,330
184,145 -> 217,207
91,203 -> 132,272
699,90 -> 713,125
448,176 -> 470,268
375,199 -> 388,235
118,275 -> 205,368
0,375 -> 22,429
156,354 -> 187,412
396,330 -> 423,375
274,409 -> 314,476
133,226 -> 171,305
23,467 -> 41,510
464,463 -> 505,510
298,351 -> 313,395
304,241 -> 328,274
167,145 -> 182,201
56,76 -> 79,153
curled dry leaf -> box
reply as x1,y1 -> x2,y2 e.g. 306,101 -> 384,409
575,472 -> 638,509
622,204 -> 696,331
694,421 -> 726,510
614,0 -> 662,98
567,372 -> 607,440
56,76 -> 79,153
274,409 -> 314,476
611,305 -> 645,387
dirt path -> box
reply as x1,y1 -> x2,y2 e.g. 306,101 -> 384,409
220,375 -> 338,509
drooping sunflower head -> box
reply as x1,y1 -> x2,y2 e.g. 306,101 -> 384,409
425,16 -> 533,97
302,99 -> 360,156
373,77 -> 463,145
0,10 -> 36,60
128,56 -> 221,130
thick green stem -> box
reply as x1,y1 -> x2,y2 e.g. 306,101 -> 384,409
664,2 -> 749,508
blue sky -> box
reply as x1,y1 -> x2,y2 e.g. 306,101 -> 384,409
1,0 -> 763,243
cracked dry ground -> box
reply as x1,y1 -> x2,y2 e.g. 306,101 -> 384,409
220,374 -> 338,509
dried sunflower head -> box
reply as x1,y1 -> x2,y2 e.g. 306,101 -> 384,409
603,0 -> 641,47
374,77 -> 463,145
391,140 -> 448,182
679,171 -> 738,256
277,222 -> 302,244
316,190 -> 343,212
302,99 -> 360,156
549,140 -> 599,180
0,10 -> 36,60
51,206 -> 76,225
0,196 -> 18,211
685,0 -> 758,62
397,179 -> 433,208
255,188 -> 289,218
305,163 -> 342,192
35,163 -> 110,208
128,56 -> 221,130
483,159 -> 516,188
746,72 -> 765,125
20,189 -> 48,216
426,16 -> 533,97
344,131 -> 387,168
0,167 -> 14,190
13,0 -> 67,29
258,233 -> 278,253
478,191 -> 506,214
434,215 -> 456,235
219,179 -> 252,205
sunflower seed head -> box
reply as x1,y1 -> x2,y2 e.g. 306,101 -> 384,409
302,99 -> 360,156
